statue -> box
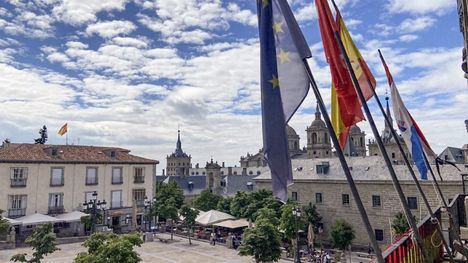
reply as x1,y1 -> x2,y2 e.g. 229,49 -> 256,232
34,125 -> 48,144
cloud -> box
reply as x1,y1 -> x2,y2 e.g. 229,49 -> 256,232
399,34 -> 418,42
387,0 -> 455,15
85,20 -> 136,39
398,16 -> 435,33
53,0 -> 129,25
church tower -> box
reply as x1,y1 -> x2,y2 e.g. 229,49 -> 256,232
286,125 -> 301,157
166,130 -> 191,176
205,159 -> 222,194
306,104 -> 332,158
344,124 -> 366,156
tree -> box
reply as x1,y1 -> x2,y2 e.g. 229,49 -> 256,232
216,196 -> 232,214
192,189 -> 222,211
155,181 -> 184,209
392,212 -> 410,235
303,202 -> 322,234
230,190 -> 281,221
255,207 -> 279,226
238,219 -> 282,263
179,205 -> 199,245
80,208 -> 103,234
279,203 -> 306,259
74,232 -> 143,263
11,224 -> 59,263
152,197 -> 178,240
330,219 -> 355,250
0,209 -> 10,237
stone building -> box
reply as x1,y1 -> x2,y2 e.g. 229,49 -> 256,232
205,159 -> 222,194
287,125 -> 302,157
253,156 -> 467,248
344,124 -> 366,157
0,142 -> 158,232
166,130 -> 191,176
306,105 -> 332,158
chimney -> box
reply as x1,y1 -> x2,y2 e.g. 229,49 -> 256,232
196,163 -> 199,168
228,167 -> 232,176
162,169 -> 165,176
2,139 -> 11,149
222,162 -> 225,168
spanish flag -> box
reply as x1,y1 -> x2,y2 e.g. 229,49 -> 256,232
316,0 -> 375,148
58,123 -> 68,136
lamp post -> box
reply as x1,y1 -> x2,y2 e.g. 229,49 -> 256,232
292,207 -> 302,263
82,191 -> 107,234
144,196 -> 156,232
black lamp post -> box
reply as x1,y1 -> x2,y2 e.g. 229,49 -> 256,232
82,191 -> 107,234
144,196 -> 156,232
292,207 -> 302,263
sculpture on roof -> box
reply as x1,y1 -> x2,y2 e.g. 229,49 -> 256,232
34,125 -> 48,144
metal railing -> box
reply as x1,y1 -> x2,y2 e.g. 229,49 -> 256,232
134,176 -> 145,184
48,206 -> 65,214
10,178 -> 27,187
112,176 -> 123,184
110,201 -> 123,209
85,178 -> 98,185
8,208 -> 26,218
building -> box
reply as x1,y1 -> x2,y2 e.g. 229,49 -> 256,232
254,156 -> 467,248
0,142 -> 158,232
458,0 -> 468,78
306,105 -> 332,158
439,144 -> 468,164
344,125 -> 366,157
166,130 -> 191,176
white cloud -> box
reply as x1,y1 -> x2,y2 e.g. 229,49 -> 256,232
387,0 -> 455,15
53,0 -> 129,25
398,16 -> 435,33
399,34 -> 418,42
85,20 -> 136,39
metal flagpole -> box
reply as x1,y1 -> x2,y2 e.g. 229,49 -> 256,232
301,59 -> 385,263
330,24 -> 429,262
367,56 -> 453,260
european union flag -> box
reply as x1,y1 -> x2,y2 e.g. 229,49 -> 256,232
257,0 -> 311,202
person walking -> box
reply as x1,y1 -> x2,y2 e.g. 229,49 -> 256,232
210,232 -> 216,246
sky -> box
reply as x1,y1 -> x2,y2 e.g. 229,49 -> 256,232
0,0 -> 466,173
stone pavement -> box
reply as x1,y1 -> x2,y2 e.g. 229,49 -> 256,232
0,233 -> 290,263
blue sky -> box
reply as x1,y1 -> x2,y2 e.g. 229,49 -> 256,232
0,0 -> 466,171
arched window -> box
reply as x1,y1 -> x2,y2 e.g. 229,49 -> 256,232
294,141 -> 298,150
324,133 -> 328,143
360,137 -> 364,147
312,133 -> 317,144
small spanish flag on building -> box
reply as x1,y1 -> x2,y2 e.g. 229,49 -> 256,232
58,123 -> 68,136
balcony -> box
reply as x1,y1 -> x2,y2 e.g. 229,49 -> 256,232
112,177 -> 123,184
135,200 -> 145,207
134,176 -> 145,184
110,201 -> 123,209
8,208 -> 26,218
48,206 -> 65,215
10,178 -> 27,187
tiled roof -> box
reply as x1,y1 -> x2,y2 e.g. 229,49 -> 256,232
0,143 -> 158,164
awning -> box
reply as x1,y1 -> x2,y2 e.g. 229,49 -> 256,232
213,218 -> 250,229
195,210 -> 235,226
16,213 -> 62,225
4,217 -> 22,225
55,211 -> 88,222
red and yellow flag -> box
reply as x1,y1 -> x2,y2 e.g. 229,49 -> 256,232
58,123 -> 68,136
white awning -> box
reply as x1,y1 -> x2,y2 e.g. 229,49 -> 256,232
213,218 -> 250,229
55,211 -> 88,222
195,210 -> 235,226
16,213 -> 62,225
4,217 -> 22,225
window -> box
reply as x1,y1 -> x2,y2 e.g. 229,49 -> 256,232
48,193 -> 64,214
372,195 -> 381,207
316,162 -> 330,174
134,167 -> 145,183
391,152 -> 396,158
246,182 -> 254,191
342,194 -> 350,205
132,189 -> 146,207
407,197 -> 418,210
111,190 -> 122,208
8,195 -> 27,217
315,193 -> 323,204
10,167 -> 28,187
85,191 -> 97,203
50,167 -> 64,186
110,151 -> 116,158
112,167 -> 123,184
375,229 -> 384,241
220,180 -> 226,187
292,192 -> 298,201
188,182 -> 194,191
86,167 -> 98,185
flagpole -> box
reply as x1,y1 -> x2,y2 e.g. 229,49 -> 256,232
371,50 -> 455,260
332,28 -> 429,261
301,59 -> 384,263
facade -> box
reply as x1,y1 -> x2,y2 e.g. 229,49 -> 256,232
254,156 -> 467,248
166,130 -> 191,176
240,149 -> 267,168
344,125 -> 366,157
0,142 -> 158,232
306,105 -> 332,158
439,144 -> 468,164
287,124 -> 302,157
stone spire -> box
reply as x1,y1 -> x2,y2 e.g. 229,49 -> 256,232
382,96 -> 393,142
315,103 -> 321,120
172,129 -> 188,157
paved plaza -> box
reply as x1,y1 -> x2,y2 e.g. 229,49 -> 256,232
0,234 -> 290,263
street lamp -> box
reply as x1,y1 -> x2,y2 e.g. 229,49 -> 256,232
144,196 -> 156,232
82,191 -> 107,234
292,207 -> 302,263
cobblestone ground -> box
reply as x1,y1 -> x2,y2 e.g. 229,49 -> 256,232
0,233 -> 290,263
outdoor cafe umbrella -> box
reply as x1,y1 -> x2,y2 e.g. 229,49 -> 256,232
4,217 -> 22,225
55,211 -> 88,222
16,213 -> 61,225
213,218 -> 250,229
195,210 -> 234,226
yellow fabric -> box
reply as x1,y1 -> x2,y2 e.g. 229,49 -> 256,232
330,84 -> 347,148
58,123 -> 67,136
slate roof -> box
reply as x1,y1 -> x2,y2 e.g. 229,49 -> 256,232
0,143 -> 158,164
221,174 -> 256,196
439,147 -> 466,164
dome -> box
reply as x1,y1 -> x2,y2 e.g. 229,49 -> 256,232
350,124 -> 361,134
286,125 -> 298,136
310,118 -> 326,129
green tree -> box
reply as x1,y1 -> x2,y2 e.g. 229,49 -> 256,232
216,196 -> 233,213
303,202 -> 322,233
0,209 -> 10,237
238,219 -> 282,263
392,212 -> 410,235
155,181 -> 184,209
179,205 -> 199,245
192,189 -> 222,211
74,232 -> 143,263
80,208 -> 103,234
330,219 -> 355,250
152,197 -> 179,240
279,203 -> 306,259
11,224 -> 59,263
255,207 -> 279,226
230,190 -> 281,221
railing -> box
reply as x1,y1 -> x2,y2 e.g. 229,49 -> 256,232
110,201 -> 123,209
134,176 -> 145,184
50,177 -> 64,186
8,208 -> 26,218
10,178 -> 27,187
135,200 -> 145,207
382,194 -> 467,262
48,206 -> 65,214
85,178 -> 98,185
112,177 -> 123,184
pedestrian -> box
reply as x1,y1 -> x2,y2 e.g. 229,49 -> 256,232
210,232 -> 216,246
